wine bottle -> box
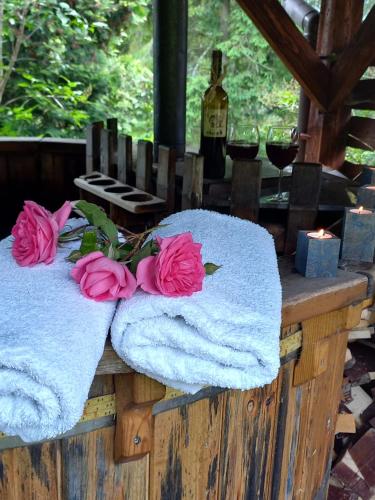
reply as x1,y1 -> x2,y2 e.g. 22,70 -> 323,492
199,50 -> 228,179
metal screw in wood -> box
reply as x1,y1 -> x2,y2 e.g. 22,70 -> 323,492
134,435 -> 142,445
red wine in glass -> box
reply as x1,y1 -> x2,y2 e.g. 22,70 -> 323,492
265,142 -> 299,170
227,125 -> 259,161
266,127 -> 299,201
227,141 -> 259,160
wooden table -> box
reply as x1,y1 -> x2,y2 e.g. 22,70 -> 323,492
0,260 -> 370,500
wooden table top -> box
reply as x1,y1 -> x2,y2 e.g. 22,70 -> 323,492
96,257 -> 369,375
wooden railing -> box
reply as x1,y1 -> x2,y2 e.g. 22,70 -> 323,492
0,137 -> 85,237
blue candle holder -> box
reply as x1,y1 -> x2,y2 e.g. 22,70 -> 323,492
360,167 -> 375,186
341,207 -> 375,262
295,230 -> 340,278
357,185 -> 375,209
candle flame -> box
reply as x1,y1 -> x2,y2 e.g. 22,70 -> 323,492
318,229 -> 325,238
359,206 -> 364,213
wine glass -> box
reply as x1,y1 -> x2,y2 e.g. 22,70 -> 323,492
266,126 -> 299,202
226,124 -> 260,160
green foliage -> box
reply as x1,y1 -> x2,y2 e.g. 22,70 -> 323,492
0,0 -> 372,168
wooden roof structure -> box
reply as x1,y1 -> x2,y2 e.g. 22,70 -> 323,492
236,0 -> 375,176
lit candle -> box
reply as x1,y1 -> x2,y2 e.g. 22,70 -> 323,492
295,230 -> 340,278
349,205 -> 372,215
341,207 -> 375,262
357,185 -> 375,209
307,229 -> 333,239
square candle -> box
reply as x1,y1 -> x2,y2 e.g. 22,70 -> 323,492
357,185 -> 375,209
341,207 -> 375,262
295,230 -> 340,278
360,167 -> 375,186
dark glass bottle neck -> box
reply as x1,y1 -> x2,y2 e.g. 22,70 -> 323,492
210,50 -> 222,84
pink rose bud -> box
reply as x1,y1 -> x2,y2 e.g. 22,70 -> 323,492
11,200 -> 71,266
71,251 -> 137,302
136,232 -> 205,297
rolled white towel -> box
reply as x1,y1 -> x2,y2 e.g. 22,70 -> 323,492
111,209 -> 282,393
0,219 -> 116,442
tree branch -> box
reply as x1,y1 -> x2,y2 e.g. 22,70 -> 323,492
0,0 -> 32,104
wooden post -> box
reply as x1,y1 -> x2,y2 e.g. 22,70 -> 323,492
106,118 -> 118,177
136,140 -> 153,192
304,0 -> 364,167
284,162 -> 322,254
230,159 -> 262,222
181,153 -> 204,210
117,135 -> 133,185
86,121 -> 103,174
156,145 -> 176,213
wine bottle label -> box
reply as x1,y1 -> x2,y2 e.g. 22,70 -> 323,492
203,109 -> 227,138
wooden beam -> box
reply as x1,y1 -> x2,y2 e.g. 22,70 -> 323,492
235,0 -> 330,111
348,79 -> 375,110
330,6 -> 375,110
304,0 -> 363,168
347,116 -> 375,151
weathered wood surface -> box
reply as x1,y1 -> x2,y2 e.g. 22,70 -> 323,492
0,137 -> 85,238
284,162 -> 322,254
348,79 -> 375,110
230,159 -> 261,222
347,116 -> 375,151
330,5 -> 375,110
305,0 -> 363,168
236,0 -> 330,111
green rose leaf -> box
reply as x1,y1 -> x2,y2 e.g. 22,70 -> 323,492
129,240 -> 154,274
79,230 -> 98,256
204,262 -> 221,276
75,200 -> 118,244
66,249 -> 83,263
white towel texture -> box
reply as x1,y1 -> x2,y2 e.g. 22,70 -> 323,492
0,219 -> 116,442
111,209 -> 282,393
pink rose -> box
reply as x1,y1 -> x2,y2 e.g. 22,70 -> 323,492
71,251 -> 137,301
136,232 -> 205,297
12,200 -> 71,266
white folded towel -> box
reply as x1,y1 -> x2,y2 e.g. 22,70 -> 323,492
0,219 -> 116,442
111,209 -> 282,393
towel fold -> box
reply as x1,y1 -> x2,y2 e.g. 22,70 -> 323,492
111,209 -> 282,393
0,219 -> 116,442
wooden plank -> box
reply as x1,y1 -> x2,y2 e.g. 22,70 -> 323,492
181,153 -> 204,210
290,327 -> 349,498
348,79 -> 375,110
218,379 -> 280,499
96,339 -> 133,375
107,118 -> 118,178
293,308 -> 348,386
86,121 -> 103,174
136,140 -> 153,192
100,128 -> 110,177
151,392 -> 224,499
156,146 -> 176,213
347,116 -> 375,150
117,135 -> 133,185
230,159 -> 261,222
284,162 -> 322,254
0,441 -> 62,499
61,426 -> 149,500
280,257 -> 367,326
330,6 -> 375,110
236,0 -> 330,111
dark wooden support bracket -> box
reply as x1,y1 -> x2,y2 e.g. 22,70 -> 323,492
235,0 -> 330,111
114,373 -> 166,463
330,6 -> 375,110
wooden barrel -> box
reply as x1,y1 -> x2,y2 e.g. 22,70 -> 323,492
0,260 -> 369,499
